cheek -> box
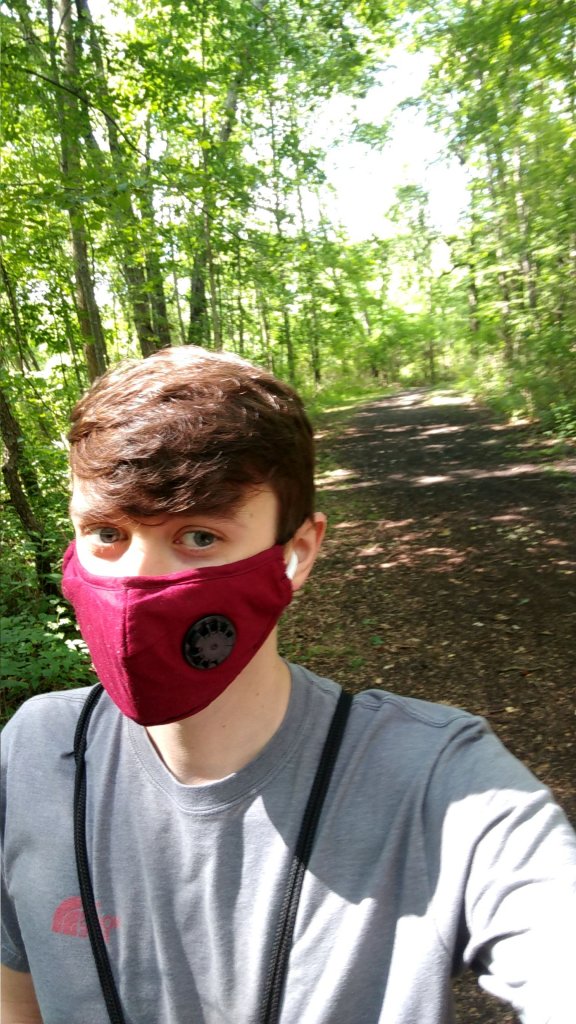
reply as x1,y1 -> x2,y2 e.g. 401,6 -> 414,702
73,541 -> 119,576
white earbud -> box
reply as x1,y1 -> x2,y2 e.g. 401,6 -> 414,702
285,551 -> 299,580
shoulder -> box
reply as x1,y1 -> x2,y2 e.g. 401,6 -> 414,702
299,668 -> 576,864
1,687 -> 121,834
3,686 -> 94,731
296,662 -> 491,750
351,685 -> 481,730
1,687 -> 105,765
349,686 -> 502,772
294,665 -> 548,805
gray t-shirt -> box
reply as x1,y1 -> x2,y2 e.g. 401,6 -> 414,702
2,664 -> 576,1023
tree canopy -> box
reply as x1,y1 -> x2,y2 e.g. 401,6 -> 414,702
1,0 -> 575,646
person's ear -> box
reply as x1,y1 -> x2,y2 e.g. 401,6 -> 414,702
284,512 -> 326,593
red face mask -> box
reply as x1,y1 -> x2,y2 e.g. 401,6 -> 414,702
61,542 -> 296,726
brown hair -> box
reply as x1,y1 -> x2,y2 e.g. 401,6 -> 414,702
68,347 -> 315,543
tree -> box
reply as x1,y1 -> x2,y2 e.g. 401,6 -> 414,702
0,382 -> 60,596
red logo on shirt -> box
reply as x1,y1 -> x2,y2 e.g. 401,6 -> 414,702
51,897 -> 118,942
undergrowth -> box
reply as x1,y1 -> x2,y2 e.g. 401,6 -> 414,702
0,599 -> 95,725
452,358 -> 576,441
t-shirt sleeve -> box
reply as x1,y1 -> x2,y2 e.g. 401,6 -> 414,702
1,865 -> 30,971
427,718 -> 576,1023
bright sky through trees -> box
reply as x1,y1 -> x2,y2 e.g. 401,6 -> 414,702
310,50 -> 470,240
88,0 -> 468,241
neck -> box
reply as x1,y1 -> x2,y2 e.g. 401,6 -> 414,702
145,637 -> 291,785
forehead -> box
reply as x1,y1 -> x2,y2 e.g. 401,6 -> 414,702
68,477 -> 279,529
69,477 -> 130,523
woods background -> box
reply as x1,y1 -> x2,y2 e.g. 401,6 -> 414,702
1,0 -> 575,714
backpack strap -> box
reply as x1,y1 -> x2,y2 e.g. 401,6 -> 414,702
260,687 -> 353,1024
74,683 -> 127,1024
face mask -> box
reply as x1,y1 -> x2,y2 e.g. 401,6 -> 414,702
61,542 -> 297,726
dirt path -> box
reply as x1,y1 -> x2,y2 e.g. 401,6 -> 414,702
281,388 -> 576,1023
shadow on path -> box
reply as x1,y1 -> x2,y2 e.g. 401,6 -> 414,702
282,388 -> 576,1023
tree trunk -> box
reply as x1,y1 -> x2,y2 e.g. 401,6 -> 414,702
234,240 -> 246,357
0,387 -> 59,596
0,256 -> 40,372
296,181 -> 322,383
144,232 -> 173,350
486,147 -> 516,362
188,239 -> 210,346
187,0 -> 269,347
47,0 -> 107,381
467,271 -> 481,352
256,288 -> 272,368
426,340 -> 436,384
169,238 -> 187,345
268,97 -> 296,382
204,210 -> 222,350
512,149 -> 538,316
78,0 -> 170,356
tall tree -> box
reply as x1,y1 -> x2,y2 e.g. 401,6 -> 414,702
49,0 -> 108,379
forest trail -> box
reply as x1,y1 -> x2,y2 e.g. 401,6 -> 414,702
282,387 -> 576,1021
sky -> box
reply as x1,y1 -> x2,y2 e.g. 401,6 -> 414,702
312,50 -> 469,240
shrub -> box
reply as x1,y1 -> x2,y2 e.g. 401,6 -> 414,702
1,600 -> 95,724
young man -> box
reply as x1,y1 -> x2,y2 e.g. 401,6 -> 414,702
2,346 -> 575,1023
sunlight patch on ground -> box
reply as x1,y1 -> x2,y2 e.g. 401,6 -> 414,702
323,502 -> 571,578
410,462 -> 576,485
423,392 -> 473,407
318,480 -> 380,491
319,458 -> 575,492
377,518 -> 416,530
372,424 -> 416,434
371,548 -> 467,572
416,475 -> 452,485
316,467 -> 357,487
490,513 -> 531,523
358,545 -> 385,557
420,425 -> 465,437
389,392 -> 428,407
508,415 -> 532,426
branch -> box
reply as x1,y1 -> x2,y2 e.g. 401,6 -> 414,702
1,61 -> 145,157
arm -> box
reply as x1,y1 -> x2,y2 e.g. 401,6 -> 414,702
425,717 -> 576,1021
465,796 -> 576,1023
1,965 -> 43,1024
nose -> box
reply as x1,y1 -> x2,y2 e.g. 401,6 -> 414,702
121,535 -> 172,577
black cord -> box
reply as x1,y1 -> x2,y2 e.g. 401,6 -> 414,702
260,688 -> 353,1024
74,684 -> 352,1024
73,684 -> 128,1024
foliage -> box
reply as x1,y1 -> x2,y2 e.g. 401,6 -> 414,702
0,600 -> 94,725
1,0 -> 575,715
400,0 -> 576,430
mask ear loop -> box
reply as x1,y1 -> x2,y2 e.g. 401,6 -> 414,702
285,551 -> 298,580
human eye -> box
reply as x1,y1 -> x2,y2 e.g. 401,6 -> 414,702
178,529 -> 218,551
83,525 -> 126,546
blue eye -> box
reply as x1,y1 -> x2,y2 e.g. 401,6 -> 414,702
180,530 -> 217,550
91,526 -> 122,545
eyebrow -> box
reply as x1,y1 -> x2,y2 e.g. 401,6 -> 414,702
68,502 -> 131,524
68,503 -> 241,528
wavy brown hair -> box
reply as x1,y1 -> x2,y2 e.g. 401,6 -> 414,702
68,347 -> 315,543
